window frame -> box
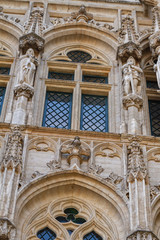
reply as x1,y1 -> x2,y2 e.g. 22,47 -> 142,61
80,94 -> 108,133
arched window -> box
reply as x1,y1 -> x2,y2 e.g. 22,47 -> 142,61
37,227 -> 56,240
83,231 -> 103,240
44,47 -> 110,132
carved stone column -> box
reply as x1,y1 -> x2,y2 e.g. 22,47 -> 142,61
149,7 -> 160,90
127,137 -> 151,233
0,126 -> 23,240
117,15 -> 144,134
122,94 -> 143,134
12,83 -> 34,125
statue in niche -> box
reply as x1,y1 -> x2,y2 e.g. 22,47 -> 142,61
154,47 -> 160,89
17,48 -> 36,87
122,56 -> 143,95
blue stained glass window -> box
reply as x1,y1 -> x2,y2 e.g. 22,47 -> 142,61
0,87 -> 5,115
42,91 -> 72,129
149,100 -> 160,137
83,75 -> 108,84
0,67 -> 10,75
81,95 -> 108,132
37,227 -> 56,240
48,72 -> 74,81
83,231 -> 103,240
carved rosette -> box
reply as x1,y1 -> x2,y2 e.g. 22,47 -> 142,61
1,126 -> 23,171
0,218 -> 16,240
117,42 -> 142,61
14,83 -> 34,100
122,94 -> 143,110
127,230 -> 158,240
19,32 -> 45,53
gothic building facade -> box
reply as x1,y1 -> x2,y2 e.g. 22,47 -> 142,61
0,0 -> 160,239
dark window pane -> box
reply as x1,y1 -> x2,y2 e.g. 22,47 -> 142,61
67,51 -> 92,63
0,67 -> 10,75
83,231 -> 103,240
37,227 -> 56,240
0,87 -> 5,114
83,75 -> 108,84
43,92 -> 72,129
81,95 -> 108,132
67,229 -> 73,235
147,81 -> 158,89
149,100 -> 160,137
56,216 -> 68,223
48,72 -> 73,81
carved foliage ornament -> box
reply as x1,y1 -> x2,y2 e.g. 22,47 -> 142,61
1,126 -> 23,170
119,15 -> 139,45
24,7 -> 44,36
127,137 -> 147,182
0,218 -> 16,240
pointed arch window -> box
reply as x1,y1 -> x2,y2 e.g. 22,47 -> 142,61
83,231 -> 103,240
37,227 -> 56,240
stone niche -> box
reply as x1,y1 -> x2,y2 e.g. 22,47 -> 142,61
147,147 -> 160,186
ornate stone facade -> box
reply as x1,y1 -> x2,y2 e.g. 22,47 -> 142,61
0,0 -> 159,240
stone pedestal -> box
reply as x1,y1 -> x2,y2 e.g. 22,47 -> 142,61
127,230 -> 158,240
122,94 -> 143,134
12,83 -> 34,125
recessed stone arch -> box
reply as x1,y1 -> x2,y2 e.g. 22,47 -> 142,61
24,136 -> 57,181
43,24 -> 118,66
93,142 -> 123,178
15,170 -> 129,240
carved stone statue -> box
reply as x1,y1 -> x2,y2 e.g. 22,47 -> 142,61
122,56 -> 143,95
154,47 -> 160,89
18,48 -> 36,86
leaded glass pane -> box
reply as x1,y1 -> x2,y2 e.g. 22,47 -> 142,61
67,50 -> 92,63
81,95 -> 108,132
83,75 -> 108,84
43,92 -> 72,129
147,81 -> 158,89
0,67 -> 10,75
37,227 -> 56,240
149,100 -> 160,137
0,87 -> 5,114
48,71 -> 73,81
83,231 -> 103,240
